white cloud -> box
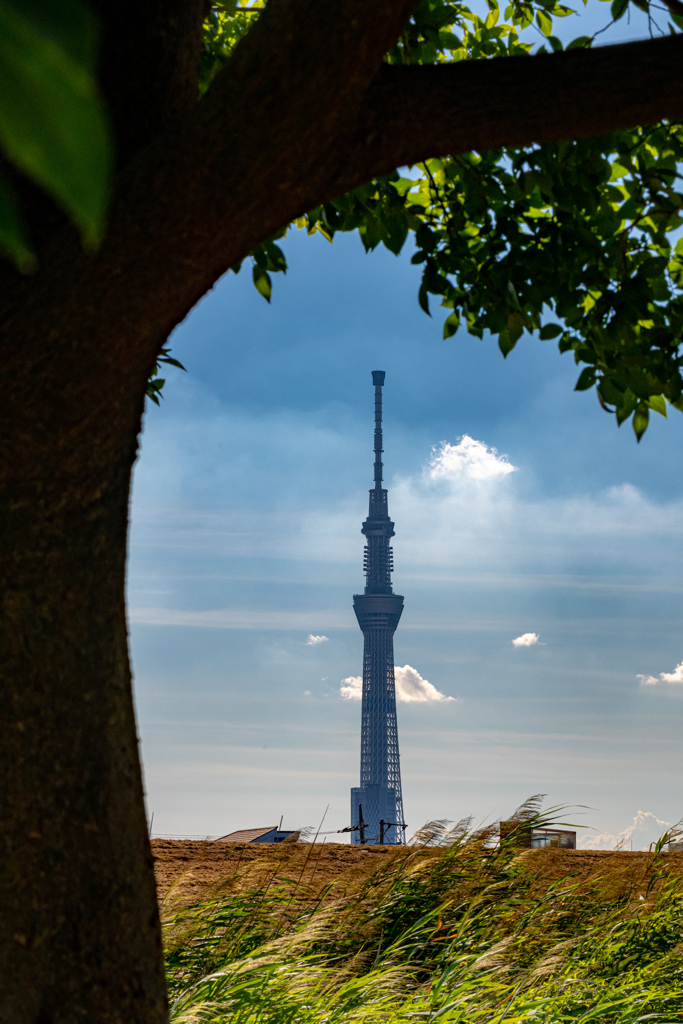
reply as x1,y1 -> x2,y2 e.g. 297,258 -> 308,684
305,634 -> 329,646
512,632 -> 541,648
395,665 -> 455,703
428,436 -> 517,482
660,662 -> 683,684
340,675 -> 362,700
580,810 -> 672,851
340,666 -> 455,704
638,661 -> 683,686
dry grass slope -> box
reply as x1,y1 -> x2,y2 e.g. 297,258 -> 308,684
154,825 -> 683,1024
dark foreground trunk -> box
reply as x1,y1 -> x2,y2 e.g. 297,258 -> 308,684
0,352 -> 167,1021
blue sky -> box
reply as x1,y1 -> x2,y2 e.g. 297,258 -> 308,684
128,6 -> 683,848
128,221 -> 683,850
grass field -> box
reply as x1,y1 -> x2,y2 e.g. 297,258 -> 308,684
156,806 -> 683,1024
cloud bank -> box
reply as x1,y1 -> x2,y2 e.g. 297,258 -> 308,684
512,632 -> 541,648
428,436 -> 517,482
340,665 -> 455,703
637,661 -> 683,686
306,634 -> 329,646
580,810 -> 672,851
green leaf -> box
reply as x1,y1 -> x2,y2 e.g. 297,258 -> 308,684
252,265 -> 272,302
486,6 -> 500,27
0,0 -> 112,246
418,282 -> 431,316
498,329 -> 517,357
507,311 -> 525,344
392,178 -> 415,198
574,367 -> 596,391
611,0 -> 628,19
6,0 -> 96,66
443,311 -> 460,338
536,9 -> 553,34
615,389 -> 636,426
358,214 -> 381,251
157,347 -> 187,372
598,377 -> 624,407
258,240 -> 287,273
145,346 -> 185,407
566,34 -> 592,48
539,323 -> 562,340
145,378 -> 165,406
506,280 -> 522,310
647,394 -> 667,417
379,211 -> 409,255
0,166 -> 35,272
632,402 -> 649,441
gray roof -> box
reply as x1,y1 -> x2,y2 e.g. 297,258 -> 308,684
215,826 -> 277,843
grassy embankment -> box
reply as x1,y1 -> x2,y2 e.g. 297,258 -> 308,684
157,809 -> 683,1024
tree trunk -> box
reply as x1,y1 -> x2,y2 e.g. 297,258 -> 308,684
0,334 -> 167,1021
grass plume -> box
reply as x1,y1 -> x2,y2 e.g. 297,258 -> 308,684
162,800 -> 683,1023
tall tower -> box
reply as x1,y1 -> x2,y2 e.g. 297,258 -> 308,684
350,371 -> 405,845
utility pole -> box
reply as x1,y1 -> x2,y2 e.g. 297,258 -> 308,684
379,819 -> 407,844
358,803 -> 366,845
336,803 -> 367,844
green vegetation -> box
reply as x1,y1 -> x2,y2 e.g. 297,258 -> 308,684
206,1 -> 683,440
2,0 -> 682,434
162,807 -> 683,1024
0,0 -> 111,268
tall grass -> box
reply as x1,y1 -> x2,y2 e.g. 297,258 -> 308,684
163,801 -> 683,1024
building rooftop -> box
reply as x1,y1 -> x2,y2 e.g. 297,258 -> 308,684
215,826 -> 277,843
215,826 -> 299,844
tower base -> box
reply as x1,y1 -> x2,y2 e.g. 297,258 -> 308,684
350,785 -> 404,845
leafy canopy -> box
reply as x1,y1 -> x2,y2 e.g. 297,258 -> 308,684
1,0 -> 682,437
208,0 -> 683,440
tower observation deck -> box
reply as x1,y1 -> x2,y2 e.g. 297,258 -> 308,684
350,371 -> 405,845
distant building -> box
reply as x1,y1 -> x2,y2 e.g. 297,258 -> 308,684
529,828 -> 576,849
215,826 -> 298,843
500,821 -> 576,849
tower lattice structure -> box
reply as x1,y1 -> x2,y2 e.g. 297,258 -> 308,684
350,371 -> 405,845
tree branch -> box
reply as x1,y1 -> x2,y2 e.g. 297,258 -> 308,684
98,31 -> 683,341
350,35 -> 683,181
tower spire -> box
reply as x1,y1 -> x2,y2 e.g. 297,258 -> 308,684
351,371 -> 406,845
372,369 -> 385,490
363,372 -> 393,593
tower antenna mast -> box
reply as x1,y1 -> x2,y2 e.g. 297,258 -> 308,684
374,371 -> 384,490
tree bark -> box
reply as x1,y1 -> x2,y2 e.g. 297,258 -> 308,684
0,376 -> 167,1021
92,0 -> 209,165
0,0 -> 682,1020
360,35 -> 683,172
